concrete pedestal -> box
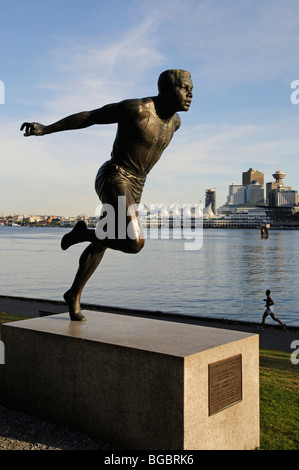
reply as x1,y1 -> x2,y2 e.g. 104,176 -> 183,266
0,311 -> 259,450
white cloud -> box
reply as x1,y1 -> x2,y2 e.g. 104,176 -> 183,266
38,16 -> 164,116
147,0 -> 299,89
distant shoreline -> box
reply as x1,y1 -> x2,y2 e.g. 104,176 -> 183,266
2,224 -> 299,230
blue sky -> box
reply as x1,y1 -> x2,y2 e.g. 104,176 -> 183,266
1,0 -> 299,216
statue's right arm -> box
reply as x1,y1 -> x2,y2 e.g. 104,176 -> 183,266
20,103 -> 119,136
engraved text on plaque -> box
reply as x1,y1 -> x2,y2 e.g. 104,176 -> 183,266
209,354 -> 242,415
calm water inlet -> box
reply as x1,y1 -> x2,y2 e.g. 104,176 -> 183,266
0,226 -> 298,326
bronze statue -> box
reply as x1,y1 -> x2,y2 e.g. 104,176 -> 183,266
21,69 -> 193,321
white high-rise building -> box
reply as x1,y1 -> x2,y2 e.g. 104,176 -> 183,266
226,183 -> 246,205
245,181 -> 265,205
275,188 -> 297,207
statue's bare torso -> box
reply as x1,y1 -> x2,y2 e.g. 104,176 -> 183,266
111,97 -> 181,177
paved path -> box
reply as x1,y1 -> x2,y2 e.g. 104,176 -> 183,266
0,295 -> 298,353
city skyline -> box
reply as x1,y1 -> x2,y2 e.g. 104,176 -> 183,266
1,163 -> 296,219
1,1 -> 299,216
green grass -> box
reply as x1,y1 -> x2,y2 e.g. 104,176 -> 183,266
0,311 -> 33,339
0,313 -> 298,449
259,349 -> 299,450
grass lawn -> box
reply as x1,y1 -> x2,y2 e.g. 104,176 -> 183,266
0,313 -> 298,450
259,349 -> 299,450
0,312 -> 33,338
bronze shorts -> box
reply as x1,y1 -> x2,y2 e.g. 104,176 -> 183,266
95,161 -> 146,205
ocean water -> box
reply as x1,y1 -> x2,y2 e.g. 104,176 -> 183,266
0,226 -> 298,326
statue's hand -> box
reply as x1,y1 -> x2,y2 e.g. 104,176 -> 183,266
20,122 -> 46,136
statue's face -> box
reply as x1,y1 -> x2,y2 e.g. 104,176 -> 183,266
168,73 -> 193,112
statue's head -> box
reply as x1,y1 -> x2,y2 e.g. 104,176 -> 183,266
158,69 -> 193,112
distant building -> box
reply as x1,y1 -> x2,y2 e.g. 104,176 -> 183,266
219,168 -> 266,213
245,180 -> 265,205
224,180 -> 264,207
226,183 -> 246,206
60,217 -> 76,227
266,170 -> 286,205
266,169 -> 298,207
242,168 -> 264,186
275,188 -> 297,207
205,189 -> 217,215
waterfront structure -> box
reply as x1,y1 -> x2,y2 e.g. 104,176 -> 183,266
213,204 -> 270,228
266,169 -> 298,207
266,205 -> 299,228
205,189 -> 217,215
137,203 -> 203,228
225,183 -> 246,206
245,180 -> 265,205
276,189 -> 297,206
266,169 -> 286,205
222,168 -> 266,209
272,169 -> 286,185
60,217 -> 76,227
221,176 -> 265,210
216,166 -> 299,227
3,168 -> 298,230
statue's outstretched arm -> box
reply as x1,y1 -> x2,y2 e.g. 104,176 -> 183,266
20,103 -> 118,136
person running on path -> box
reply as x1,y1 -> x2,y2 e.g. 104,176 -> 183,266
261,290 -> 285,327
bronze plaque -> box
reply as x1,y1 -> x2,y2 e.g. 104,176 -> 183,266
209,354 -> 242,416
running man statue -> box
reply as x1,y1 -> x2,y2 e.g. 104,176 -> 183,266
21,69 -> 193,321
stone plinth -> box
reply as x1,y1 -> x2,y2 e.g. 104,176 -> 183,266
0,311 -> 259,450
